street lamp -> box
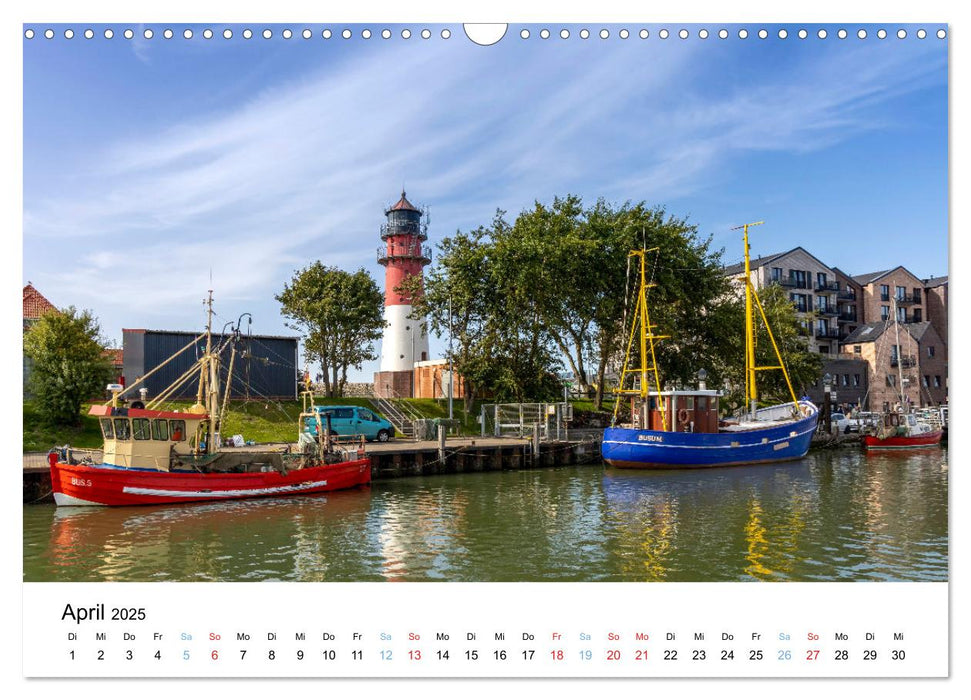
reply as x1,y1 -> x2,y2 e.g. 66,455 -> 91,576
697,368 -> 708,390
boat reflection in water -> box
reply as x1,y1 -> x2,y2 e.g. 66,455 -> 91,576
602,460 -> 817,581
46,489 -> 374,581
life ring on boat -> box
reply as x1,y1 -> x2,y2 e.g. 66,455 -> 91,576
677,408 -> 690,425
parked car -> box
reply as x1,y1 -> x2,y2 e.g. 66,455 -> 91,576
303,405 -> 394,442
829,412 -> 850,434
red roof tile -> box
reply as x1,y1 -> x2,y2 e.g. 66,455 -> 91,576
23,284 -> 57,320
388,190 -> 420,212
104,348 -> 124,366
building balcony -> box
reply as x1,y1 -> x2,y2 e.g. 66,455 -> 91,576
891,355 -> 917,368
380,221 -> 429,241
837,312 -> 857,322
837,289 -> 857,301
815,281 -> 840,292
815,306 -> 839,317
814,328 -> 841,339
894,294 -> 919,306
377,244 -> 432,266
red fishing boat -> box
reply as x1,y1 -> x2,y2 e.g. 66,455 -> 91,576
49,293 -> 371,507
863,411 -> 943,450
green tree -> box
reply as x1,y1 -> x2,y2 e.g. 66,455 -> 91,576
500,196 -> 738,409
24,307 -> 114,426
405,211 -> 564,407
276,263 -> 384,397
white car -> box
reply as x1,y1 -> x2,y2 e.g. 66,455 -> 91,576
829,412 -> 850,434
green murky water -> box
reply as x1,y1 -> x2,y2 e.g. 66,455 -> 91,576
23,449 -> 948,582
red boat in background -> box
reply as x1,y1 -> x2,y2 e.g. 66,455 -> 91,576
49,292 -> 371,507
863,411 -> 943,450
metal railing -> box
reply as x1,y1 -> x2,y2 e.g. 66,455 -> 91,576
890,355 -> 917,368
837,290 -> 857,300
814,328 -> 841,339
376,244 -> 432,265
380,221 -> 428,240
815,281 -> 840,292
480,402 -> 575,441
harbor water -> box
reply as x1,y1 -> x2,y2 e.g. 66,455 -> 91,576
23,449 -> 947,582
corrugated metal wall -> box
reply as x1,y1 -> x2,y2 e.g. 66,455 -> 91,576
124,330 -> 298,401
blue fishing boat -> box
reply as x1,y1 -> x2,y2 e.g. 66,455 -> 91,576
601,223 -> 819,469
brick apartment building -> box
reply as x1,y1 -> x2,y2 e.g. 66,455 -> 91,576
725,254 -> 948,410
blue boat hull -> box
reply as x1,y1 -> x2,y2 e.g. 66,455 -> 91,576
602,403 -> 819,469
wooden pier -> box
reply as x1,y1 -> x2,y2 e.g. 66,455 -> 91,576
22,436 -> 603,504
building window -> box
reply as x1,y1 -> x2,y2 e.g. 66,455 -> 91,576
923,375 -> 930,387
817,272 -> 827,289
853,345 -> 862,354
927,346 -> 935,358
792,270 -> 808,289
934,376 -> 941,388
886,375 -> 896,387
881,306 -> 890,321
913,308 -> 922,322
842,374 -> 849,387
771,267 -> 782,282
854,374 -> 861,387
790,293 -> 808,312
880,284 -> 890,301
896,306 -> 906,322
913,288 -> 921,303
817,319 -> 828,334
890,344 -> 899,361
820,345 -> 830,354
895,285 -> 906,300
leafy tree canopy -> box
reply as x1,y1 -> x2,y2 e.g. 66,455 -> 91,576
24,307 -> 114,426
276,263 -> 384,397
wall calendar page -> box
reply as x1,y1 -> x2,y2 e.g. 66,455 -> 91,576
13,0 -> 961,695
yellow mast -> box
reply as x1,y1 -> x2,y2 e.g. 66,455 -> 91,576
613,249 -> 670,430
732,221 -> 799,419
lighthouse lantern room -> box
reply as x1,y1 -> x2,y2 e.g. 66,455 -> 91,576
373,191 -> 431,398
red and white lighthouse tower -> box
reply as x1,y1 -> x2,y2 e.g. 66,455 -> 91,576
374,191 -> 431,398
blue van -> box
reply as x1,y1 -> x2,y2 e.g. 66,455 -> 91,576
302,405 -> 395,442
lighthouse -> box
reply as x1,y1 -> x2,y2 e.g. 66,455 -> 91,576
374,191 -> 431,398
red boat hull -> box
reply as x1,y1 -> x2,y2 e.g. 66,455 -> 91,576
863,431 -> 943,450
50,459 -> 371,507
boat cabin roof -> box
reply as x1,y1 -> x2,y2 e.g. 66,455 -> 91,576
647,389 -> 721,398
88,404 -> 208,421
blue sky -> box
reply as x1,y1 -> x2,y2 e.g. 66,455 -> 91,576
22,23 -> 948,380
